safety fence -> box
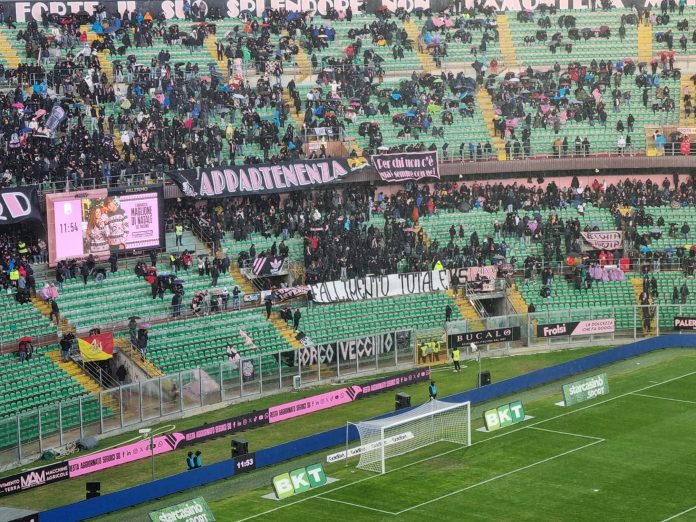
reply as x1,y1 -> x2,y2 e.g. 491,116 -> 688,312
39,335 -> 696,522
0,330 -> 414,469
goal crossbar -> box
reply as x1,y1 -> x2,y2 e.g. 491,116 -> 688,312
347,400 -> 471,474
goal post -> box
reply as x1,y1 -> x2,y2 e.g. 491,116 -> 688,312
347,400 -> 471,474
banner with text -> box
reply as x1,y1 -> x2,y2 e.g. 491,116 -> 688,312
0,461 -> 70,496
371,151 -> 439,183
169,158 -> 360,199
537,319 -> 615,338
580,231 -> 623,251
562,373 -> 609,406
293,332 -> 397,366
149,496 -> 215,522
0,187 -> 42,226
673,317 -> 696,330
268,367 -> 429,423
448,327 -> 521,348
311,270 -> 448,303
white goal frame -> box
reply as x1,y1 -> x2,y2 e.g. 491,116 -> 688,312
346,400 -> 471,474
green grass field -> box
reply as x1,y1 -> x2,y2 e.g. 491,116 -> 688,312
200,348 -> 696,521
86,347 -> 696,522
5,346 -> 696,522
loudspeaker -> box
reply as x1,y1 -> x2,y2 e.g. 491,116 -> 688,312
86,481 -> 100,499
478,371 -> 492,387
395,393 -> 411,410
231,439 -> 248,457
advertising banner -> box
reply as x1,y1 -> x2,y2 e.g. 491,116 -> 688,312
251,256 -> 285,276
293,332 -> 397,367
448,327 -> 520,348
371,151 -> 439,183
562,373 -> 609,406
68,432 -> 186,477
580,231 -> 623,251
169,158 -> 360,199
326,432 -> 414,463
268,367 -> 430,423
483,401 -> 525,432
272,463 -> 327,500
0,461 -> 70,496
46,185 -> 164,265
449,266 -> 498,292
149,496 -> 215,522
311,270 -> 449,303
0,187 -> 42,226
537,319 -> 615,338
0,368 -> 427,495
673,317 -> 696,330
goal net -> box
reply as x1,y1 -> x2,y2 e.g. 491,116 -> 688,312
349,400 -> 471,474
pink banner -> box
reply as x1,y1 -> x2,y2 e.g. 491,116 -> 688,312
268,386 -> 361,423
572,319 -> 615,336
68,433 -> 185,477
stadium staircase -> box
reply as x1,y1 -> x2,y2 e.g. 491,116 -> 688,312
81,26 -> 113,82
403,20 -> 436,73
637,23 -> 653,64
32,297 -> 73,335
448,289 -> 479,320
44,351 -> 119,404
205,37 -> 228,81
630,276 -> 654,335
229,263 -> 256,295
114,336 -> 164,377
0,31 -> 20,68
496,15 -> 519,69
477,87 -> 507,160
281,90 -> 305,128
293,46 -> 311,82
269,314 -> 303,349
508,283 -> 528,315
680,75 -> 695,128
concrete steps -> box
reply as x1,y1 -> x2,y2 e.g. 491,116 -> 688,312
637,24 -> 653,64
404,20 -> 436,74
114,337 -> 163,377
205,36 -> 228,81
477,86 -> 507,160
229,263 -> 256,295
448,289 -> 479,320
509,283 -> 528,315
496,15 -> 519,69
269,315 -> 303,349
0,31 -> 21,68
680,75 -> 695,128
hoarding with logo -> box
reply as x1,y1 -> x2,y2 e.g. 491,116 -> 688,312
482,401 -> 525,432
149,496 -> 215,522
537,319 -> 615,338
561,373 -> 609,406
272,463 -> 327,500
448,327 -> 521,348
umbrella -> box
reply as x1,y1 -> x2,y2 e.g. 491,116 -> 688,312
34,109 -> 46,118
19,336 -> 32,342
12,103 -> 24,108
286,11 -> 300,21
128,316 -> 141,320
232,93 -> 246,99
140,322 -> 151,329
174,278 -> 186,285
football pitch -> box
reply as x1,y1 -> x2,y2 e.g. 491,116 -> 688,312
207,352 -> 696,522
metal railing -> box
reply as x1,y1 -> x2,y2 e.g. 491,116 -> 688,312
0,329 -> 414,470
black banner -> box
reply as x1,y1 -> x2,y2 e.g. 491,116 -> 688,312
371,151 -> 439,183
448,327 -> 520,348
234,452 -> 257,473
8,0 -> 648,24
0,461 -> 70,496
252,256 -> 285,276
180,409 -> 270,445
674,317 -> 696,330
168,158 -> 360,199
292,332 -> 397,366
0,187 -> 42,226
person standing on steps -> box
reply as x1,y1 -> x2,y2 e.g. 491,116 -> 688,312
175,223 -> 184,246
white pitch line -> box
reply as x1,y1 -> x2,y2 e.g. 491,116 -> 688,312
394,439 -> 604,515
316,495 -> 399,515
661,504 -> 696,521
234,368 -> 696,521
631,393 -> 696,405
527,426 -> 605,441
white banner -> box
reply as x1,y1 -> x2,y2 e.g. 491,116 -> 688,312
311,270 -> 449,304
326,432 -> 415,463
294,332 -> 396,366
